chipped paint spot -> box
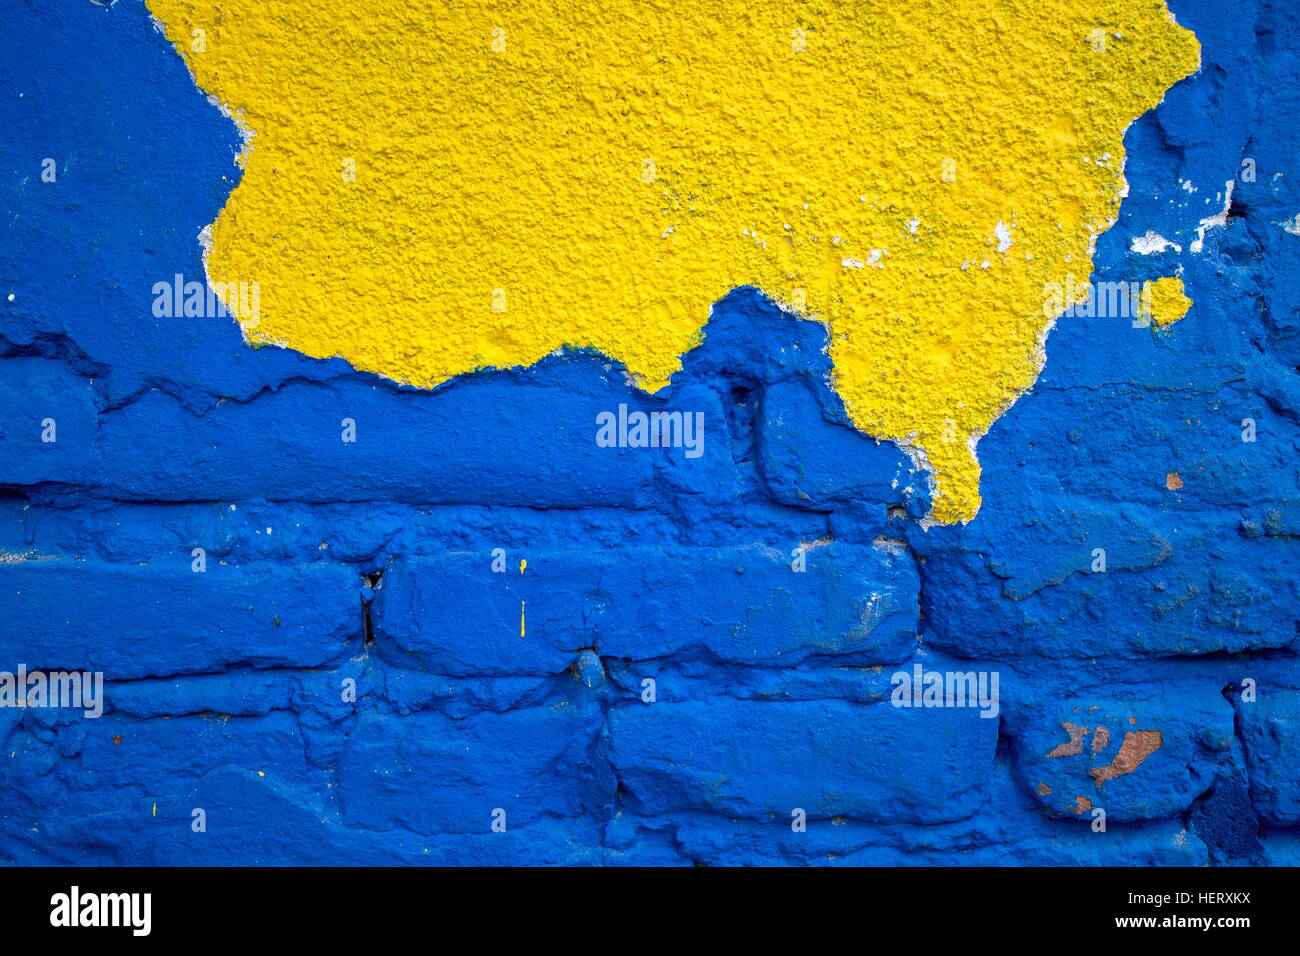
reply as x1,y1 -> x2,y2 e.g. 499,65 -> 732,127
1045,720 -> 1090,758
1092,726 -> 1111,754
1091,730 -> 1163,786
1130,230 -> 1181,254
1189,180 -> 1234,253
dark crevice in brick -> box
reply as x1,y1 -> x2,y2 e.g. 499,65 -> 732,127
361,569 -> 384,647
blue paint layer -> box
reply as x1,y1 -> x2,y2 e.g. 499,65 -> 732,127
0,0 -> 1297,864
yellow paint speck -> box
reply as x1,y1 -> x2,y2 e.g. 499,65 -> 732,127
520,601 -> 526,638
1143,275 -> 1193,327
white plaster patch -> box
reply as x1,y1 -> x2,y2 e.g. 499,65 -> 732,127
993,220 -> 1013,253
1130,230 -> 1182,254
1190,180 -> 1234,253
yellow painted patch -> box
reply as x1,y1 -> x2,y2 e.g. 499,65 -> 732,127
147,0 -> 1198,522
1143,275 -> 1193,326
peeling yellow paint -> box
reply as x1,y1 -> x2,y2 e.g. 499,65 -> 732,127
147,0 -> 1198,522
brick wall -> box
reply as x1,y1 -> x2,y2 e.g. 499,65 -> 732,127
0,0 -> 1297,864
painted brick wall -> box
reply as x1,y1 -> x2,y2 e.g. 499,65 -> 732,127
0,0 -> 1298,865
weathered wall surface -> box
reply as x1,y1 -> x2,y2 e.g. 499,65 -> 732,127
0,0 -> 1297,864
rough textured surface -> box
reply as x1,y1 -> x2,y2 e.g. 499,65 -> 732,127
0,0 -> 1297,865
146,0 -> 1198,522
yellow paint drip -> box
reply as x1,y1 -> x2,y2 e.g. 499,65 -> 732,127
1143,275 -> 1193,326
147,0 -> 1198,522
